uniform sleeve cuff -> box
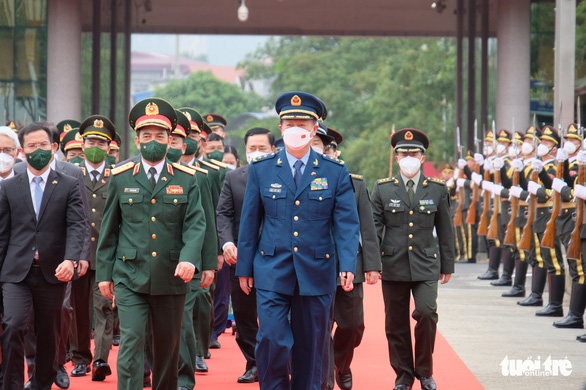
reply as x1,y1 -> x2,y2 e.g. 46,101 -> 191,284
222,242 -> 234,251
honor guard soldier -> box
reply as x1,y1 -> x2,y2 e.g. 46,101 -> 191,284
236,91 -> 360,390
204,113 -> 227,138
455,151 -> 477,263
371,128 -> 455,390
107,133 -> 122,166
96,98 -> 207,390
70,115 -> 117,381
60,128 -> 85,164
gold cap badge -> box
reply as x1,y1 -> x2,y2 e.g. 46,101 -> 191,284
64,124 -> 72,132
94,119 -> 104,128
146,102 -> 159,116
545,128 -> 552,135
182,111 -> 192,121
207,115 -> 214,122
291,95 -> 301,106
405,131 -> 413,140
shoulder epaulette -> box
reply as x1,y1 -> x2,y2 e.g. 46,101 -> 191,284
172,162 -> 195,175
428,177 -> 445,185
377,177 -> 393,184
188,164 -> 208,175
200,160 -> 220,170
210,159 -> 228,169
350,173 -> 363,180
252,152 -> 276,163
112,162 -> 135,175
322,154 -> 345,165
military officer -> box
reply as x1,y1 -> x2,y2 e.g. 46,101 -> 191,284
204,113 -> 227,138
371,128 -> 455,390
236,91 -> 360,390
60,129 -> 85,164
107,133 -> 122,166
70,115 -> 117,381
96,97 -> 207,390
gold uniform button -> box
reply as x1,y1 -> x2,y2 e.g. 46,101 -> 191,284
152,252 -> 157,257
91,222 -> 96,227
294,247 -> 298,252
409,210 -> 413,215
409,246 -> 413,251
326,254 -> 330,259
319,197 -> 323,201
151,217 -> 156,222
122,256 -> 126,261
409,222 -> 414,227
409,234 -> 413,239
382,251 -> 385,256
295,200 -> 300,205
174,199 -> 178,204
91,237 -> 96,242
261,251 -> 264,255
427,210 -> 431,214
151,199 -> 156,204
152,234 -> 157,239
92,208 -> 96,213
273,195 -> 276,199
392,210 -> 396,213
294,216 -> 299,221
434,254 -> 438,258
128,199 -> 133,204
92,194 -> 97,198
294,232 -> 298,236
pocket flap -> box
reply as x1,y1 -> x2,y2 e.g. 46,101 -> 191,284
314,244 -> 335,259
259,243 -> 276,256
308,190 -> 333,201
381,245 -> 395,257
263,188 -> 287,199
423,247 -> 438,258
117,247 -> 137,261
121,194 -> 143,204
418,204 -> 438,213
163,194 -> 188,204
384,203 -> 405,213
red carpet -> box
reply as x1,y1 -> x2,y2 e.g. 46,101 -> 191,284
48,283 -> 483,389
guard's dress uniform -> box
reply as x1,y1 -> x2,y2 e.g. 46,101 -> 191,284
370,128 -> 455,389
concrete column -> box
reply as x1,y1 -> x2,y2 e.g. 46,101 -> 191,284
496,0 -> 531,131
554,0 -> 576,127
47,0 -> 82,122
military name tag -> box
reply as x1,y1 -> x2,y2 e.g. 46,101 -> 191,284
124,188 -> 139,193
269,188 -> 282,193
310,178 -> 328,191
166,185 -> 183,194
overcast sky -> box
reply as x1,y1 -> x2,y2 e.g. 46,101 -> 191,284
131,34 -> 270,66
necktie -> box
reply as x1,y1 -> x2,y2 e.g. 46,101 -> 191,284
91,170 -> 99,186
149,167 -> 157,189
407,179 -> 415,204
33,176 -> 43,218
293,160 -> 303,188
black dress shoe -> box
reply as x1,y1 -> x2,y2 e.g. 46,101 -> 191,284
517,292 -> 543,306
393,384 -> 412,390
536,304 -> 563,317
195,356 -> 208,372
478,268 -> 499,280
554,313 -> 584,328
112,334 -> 120,346
576,333 -> 586,342
55,365 -> 70,389
209,339 -> 221,349
71,363 -> 89,377
335,368 -> 352,390
491,276 -> 512,286
204,351 -> 211,359
420,376 -> 437,390
92,359 -> 112,381
502,285 -> 525,298
237,366 -> 259,383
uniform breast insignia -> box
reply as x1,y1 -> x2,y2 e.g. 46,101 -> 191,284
310,178 -> 328,190
166,185 -> 183,194
269,183 -> 282,193
124,188 -> 140,193
313,158 -> 319,166
420,199 -> 435,206
112,162 -> 135,175
349,174 -> 363,180
172,162 -> 195,175
52,180 -> 58,185
388,199 -> 401,207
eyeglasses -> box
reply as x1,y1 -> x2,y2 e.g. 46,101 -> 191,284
0,147 -> 15,154
24,142 -> 51,151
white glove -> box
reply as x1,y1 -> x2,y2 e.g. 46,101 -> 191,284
528,180 -> 541,195
471,172 -> 482,185
556,148 -> 569,162
446,177 -> 454,188
458,158 -> 467,170
474,153 -> 485,165
482,181 -> 493,192
456,178 -> 466,188
578,150 -> 586,165
509,185 -> 523,199
483,159 -> 493,173
552,178 -> 567,194
493,157 -> 504,170
532,159 -> 543,173
453,168 -> 460,179
575,184 -> 586,200
491,184 -> 504,197
511,158 -> 524,172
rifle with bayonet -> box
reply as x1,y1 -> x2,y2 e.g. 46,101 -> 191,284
466,120 -> 482,225
567,97 -> 583,259
453,126 -> 465,227
503,122 -> 520,246
518,116 -> 539,251
487,121 -> 501,240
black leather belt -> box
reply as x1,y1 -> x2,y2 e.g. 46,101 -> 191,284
32,258 -> 41,267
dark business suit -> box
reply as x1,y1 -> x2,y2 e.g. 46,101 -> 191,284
0,169 -> 86,390
216,165 -> 258,371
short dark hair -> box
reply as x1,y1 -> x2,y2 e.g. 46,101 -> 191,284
224,145 -> 239,162
244,127 -> 274,147
18,122 -> 54,147
207,133 -> 224,144
37,121 -> 60,143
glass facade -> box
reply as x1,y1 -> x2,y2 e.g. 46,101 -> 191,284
0,0 -> 47,126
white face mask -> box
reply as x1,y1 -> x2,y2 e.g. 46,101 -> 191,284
226,163 -> 237,171
246,150 -> 265,165
398,156 -> 422,177
537,144 -> 551,157
496,144 -> 507,155
483,144 -> 494,156
283,127 -> 312,151
311,145 -> 324,155
508,146 -> 519,158
0,153 -> 15,173
564,141 -> 578,155
521,142 -> 534,155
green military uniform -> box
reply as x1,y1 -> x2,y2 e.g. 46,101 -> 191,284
96,98 -> 207,390
370,128 -> 455,389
